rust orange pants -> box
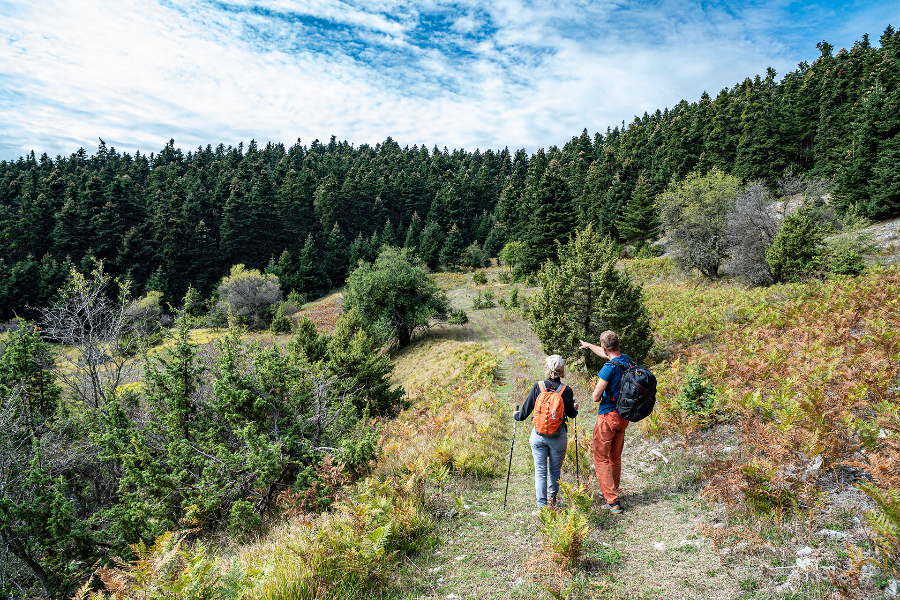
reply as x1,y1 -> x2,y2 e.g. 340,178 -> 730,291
592,410 -> 629,505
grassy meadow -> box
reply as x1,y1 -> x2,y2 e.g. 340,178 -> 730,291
77,259 -> 899,600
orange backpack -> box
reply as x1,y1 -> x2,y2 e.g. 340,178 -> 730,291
534,381 -> 567,436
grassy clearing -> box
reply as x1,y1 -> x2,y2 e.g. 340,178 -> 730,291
79,263 -> 900,600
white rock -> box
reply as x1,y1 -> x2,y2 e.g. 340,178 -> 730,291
478,511 -> 489,516
796,546 -> 814,557
886,578 -> 899,598
429,567 -> 443,574
879,428 -> 888,439
795,557 -> 815,570
650,448 -> 669,463
776,582 -> 793,594
810,454 -> 823,471
514,577 -> 525,586
437,577 -> 445,583
653,542 -> 666,551
713,522 -> 725,529
463,504 -> 471,509
817,529 -> 848,540
455,555 -> 467,561
446,594 -> 459,599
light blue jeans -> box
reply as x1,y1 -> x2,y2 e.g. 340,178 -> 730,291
529,427 -> 568,507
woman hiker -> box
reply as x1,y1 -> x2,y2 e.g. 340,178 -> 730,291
514,355 -> 578,511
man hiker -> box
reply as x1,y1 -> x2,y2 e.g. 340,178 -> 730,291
514,355 -> 578,511
579,331 -> 630,514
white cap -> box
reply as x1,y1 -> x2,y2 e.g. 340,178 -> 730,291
545,355 -> 565,372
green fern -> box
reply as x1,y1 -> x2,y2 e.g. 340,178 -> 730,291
857,483 -> 900,578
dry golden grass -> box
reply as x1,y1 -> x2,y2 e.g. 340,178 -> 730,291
381,339 -> 505,477
296,292 -> 344,333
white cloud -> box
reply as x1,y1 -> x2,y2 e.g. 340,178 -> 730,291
0,0 -> 897,159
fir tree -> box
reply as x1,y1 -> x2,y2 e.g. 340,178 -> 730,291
324,222 -> 349,284
417,221 -> 444,270
403,212 -> 423,250
617,174 -> 660,244
295,234 -> 327,296
516,159 -> 575,278
528,223 -> 654,373
440,223 -> 466,270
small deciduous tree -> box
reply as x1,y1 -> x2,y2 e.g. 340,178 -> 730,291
343,246 -> 465,348
725,182 -> 779,286
658,169 -> 741,279
39,262 -> 143,409
216,264 -> 282,329
498,241 -> 525,275
529,224 -> 654,373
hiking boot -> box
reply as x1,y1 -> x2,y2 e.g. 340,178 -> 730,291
609,501 -> 625,514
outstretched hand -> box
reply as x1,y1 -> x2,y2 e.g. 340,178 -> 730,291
579,340 -> 608,359
513,410 -> 522,421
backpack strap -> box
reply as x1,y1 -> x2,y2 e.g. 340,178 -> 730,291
538,381 -> 547,393
555,383 -> 567,395
607,357 -> 632,371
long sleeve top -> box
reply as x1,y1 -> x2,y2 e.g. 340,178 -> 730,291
514,377 -> 578,433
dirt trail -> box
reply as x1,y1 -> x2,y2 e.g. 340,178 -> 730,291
391,282 -> 741,599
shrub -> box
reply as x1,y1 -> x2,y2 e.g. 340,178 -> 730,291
216,264 -> 282,329
675,364 -> 716,418
509,286 -> 519,308
471,290 -> 495,309
766,207 -> 825,282
472,269 -> 487,285
229,500 -> 261,537
465,242 -> 486,269
825,248 -> 866,276
269,304 -> 293,334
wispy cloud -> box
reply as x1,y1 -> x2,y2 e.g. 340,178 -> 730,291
0,0 -> 896,159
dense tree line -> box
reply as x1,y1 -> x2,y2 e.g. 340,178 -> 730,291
1,27 -> 898,317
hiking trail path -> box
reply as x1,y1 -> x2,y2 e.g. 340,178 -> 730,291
390,282 -> 742,600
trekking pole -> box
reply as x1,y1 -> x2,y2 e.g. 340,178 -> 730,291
502,405 -> 519,510
574,414 -> 580,487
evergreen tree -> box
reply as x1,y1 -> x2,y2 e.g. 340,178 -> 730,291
528,223 -> 654,373
324,222 -> 349,284
380,219 -> 397,247
325,309 -> 405,415
616,174 -> 660,244
766,207 -> 825,282
417,221 -> 444,270
439,223 -> 465,270
295,234 -> 327,296
403,212 -> 423,250
516,159 -> 575,278
483,222 -> 506,258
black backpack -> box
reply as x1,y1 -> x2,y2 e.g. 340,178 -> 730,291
608,357 -> 657,422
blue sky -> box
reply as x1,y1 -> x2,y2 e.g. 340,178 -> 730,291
0,0 -> 897,160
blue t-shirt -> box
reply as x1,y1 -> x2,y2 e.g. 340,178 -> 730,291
596,354 -> 634,415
